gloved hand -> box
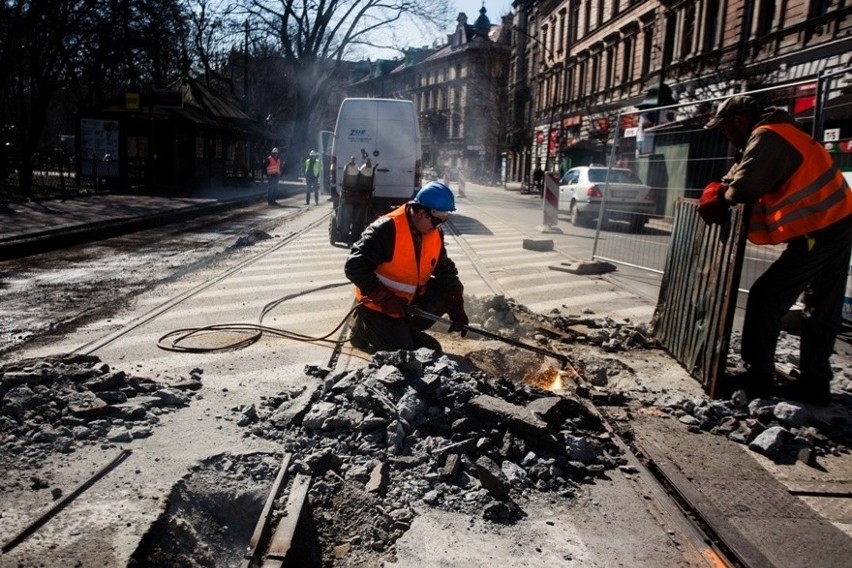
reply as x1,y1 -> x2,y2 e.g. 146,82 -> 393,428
366,284 -> 407,318
444,291 -> 469,337
697,181 -> 729,225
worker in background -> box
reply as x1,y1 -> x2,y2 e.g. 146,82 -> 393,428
344,182 -> 469,352
266,147 -> 282,205
699,94 -> 852,404
304,150 -> 320,205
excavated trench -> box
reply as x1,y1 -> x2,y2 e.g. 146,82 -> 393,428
126,342 -> 623,568
4,299 -> 849,567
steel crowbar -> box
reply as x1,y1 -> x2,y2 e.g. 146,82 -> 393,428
408,306 -> 569,364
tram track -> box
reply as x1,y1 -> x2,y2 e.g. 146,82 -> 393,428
3,199 -> 846,566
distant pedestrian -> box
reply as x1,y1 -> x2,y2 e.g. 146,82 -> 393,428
532,164 -> 544,196
266,147 -> 282,205
456,167 -> 466,197
305,150 -> 320,205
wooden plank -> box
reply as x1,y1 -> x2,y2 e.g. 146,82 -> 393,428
262,473 -> 312,568
240,453 -> 292,568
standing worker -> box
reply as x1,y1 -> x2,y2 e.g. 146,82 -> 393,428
700,94 -> 852,404
266,147 -> 282,205
345,182 -> 469,352
305,150 -> 320,205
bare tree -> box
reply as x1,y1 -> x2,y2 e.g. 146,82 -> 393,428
227,0 -> 453,168
0,0 -> 188,197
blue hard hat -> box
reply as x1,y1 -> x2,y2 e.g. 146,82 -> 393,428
413,182 -> 455,212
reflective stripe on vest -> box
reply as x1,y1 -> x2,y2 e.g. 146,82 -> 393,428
355,206 -> 442,317
748,123 -> 851,244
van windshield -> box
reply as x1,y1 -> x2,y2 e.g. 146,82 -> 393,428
588,168 -> 642,184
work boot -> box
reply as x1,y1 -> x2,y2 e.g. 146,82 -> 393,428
716,368 -> 774,400
775,378 -> 832,406
412,331 -> 442,353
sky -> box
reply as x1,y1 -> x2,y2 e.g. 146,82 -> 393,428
362,1 -> 514,60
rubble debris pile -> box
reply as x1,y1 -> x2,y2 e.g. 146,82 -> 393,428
0,354 -> 202,473
642,392 -> 851,462
236,348 -> 624,562
544,312 -> 655,352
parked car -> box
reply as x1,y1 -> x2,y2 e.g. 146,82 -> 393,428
558,166 -> 656,232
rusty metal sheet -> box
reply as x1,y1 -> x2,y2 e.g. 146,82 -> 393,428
652,198 -> 748,396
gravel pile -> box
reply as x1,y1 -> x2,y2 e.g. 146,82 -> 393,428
237,348 -> 624,561
0,354 -> 200,473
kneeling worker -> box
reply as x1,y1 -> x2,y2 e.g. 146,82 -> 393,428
345,182 -> 469,351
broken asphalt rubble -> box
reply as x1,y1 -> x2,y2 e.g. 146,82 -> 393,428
240,348 -> 622,526
0,353 -> 200,474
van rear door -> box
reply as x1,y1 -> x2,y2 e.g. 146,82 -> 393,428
333,99 -> 420,201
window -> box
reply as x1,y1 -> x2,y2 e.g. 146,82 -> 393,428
810,0 -> 831,18
569,1 -> 580,45
680,3 -> 695,59
566,67 -> 574,100
584,1 -> 592,37
612,0 -> 620,18
591,55 -> 599,92
597,0 -> 604,27
754,0 -> 776,36
702,0 -> 719,52
558,10 -> 566,53
605,46 -> 615,90
621,35 -> 634,84
641,26 -> 653,77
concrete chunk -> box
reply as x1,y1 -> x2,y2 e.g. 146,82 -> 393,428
475,456 -> 510,497
365,461 -> 389,494
522,238 -> 554,252
441,453 -> 461,482
470,395 -> 548,435
550,260 -> 616,275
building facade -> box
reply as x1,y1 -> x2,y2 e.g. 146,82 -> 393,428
507,0 -> 852,185
348,9 -> 511,182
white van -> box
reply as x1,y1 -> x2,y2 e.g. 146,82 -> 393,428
330,98 -> 422,212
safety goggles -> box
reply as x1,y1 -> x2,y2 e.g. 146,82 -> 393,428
427,209 -> 449,227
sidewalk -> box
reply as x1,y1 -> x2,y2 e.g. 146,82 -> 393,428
0,181 -> 305,259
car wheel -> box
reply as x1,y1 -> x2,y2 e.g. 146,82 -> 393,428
628,215 -> 649,233
570,203 -> 587,226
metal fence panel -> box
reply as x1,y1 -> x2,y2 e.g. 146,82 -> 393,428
652,200 -> 748,395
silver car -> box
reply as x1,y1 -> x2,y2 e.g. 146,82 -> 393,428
558,166 -> 656,231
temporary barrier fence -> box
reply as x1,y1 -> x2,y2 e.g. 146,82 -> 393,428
590,78 -> 850,295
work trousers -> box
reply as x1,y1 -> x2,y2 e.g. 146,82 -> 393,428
267,174 -> 279,204
352,286 -> 448,351
741,214 -> 852,383
306,177 -> 319,204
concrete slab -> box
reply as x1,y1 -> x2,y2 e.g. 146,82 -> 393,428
550,260 -> 617,275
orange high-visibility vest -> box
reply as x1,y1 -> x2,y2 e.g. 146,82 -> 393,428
355,206 -> 443,318
748,122 -> 851,244
266,156 -> 281,176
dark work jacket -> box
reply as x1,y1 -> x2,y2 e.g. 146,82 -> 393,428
344,205 -> 463,298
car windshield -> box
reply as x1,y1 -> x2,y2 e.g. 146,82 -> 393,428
588,169 -> 642,184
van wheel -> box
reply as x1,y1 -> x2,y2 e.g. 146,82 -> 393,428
329,216 -> 341,245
